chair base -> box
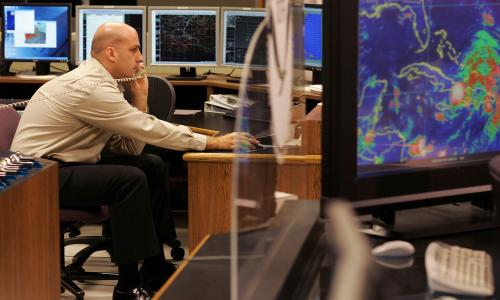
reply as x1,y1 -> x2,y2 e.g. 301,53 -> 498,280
61,230 -> 118,299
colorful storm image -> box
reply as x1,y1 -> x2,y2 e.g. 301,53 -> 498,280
358,0 -> 500,169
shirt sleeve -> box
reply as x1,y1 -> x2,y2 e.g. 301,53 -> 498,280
69,81 -> 208,152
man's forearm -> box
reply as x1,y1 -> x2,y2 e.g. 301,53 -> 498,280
205,136 -> 219,150
132,96 -> 148,113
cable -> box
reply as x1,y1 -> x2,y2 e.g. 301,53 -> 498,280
0,72 -> 146,111
204,69 -> 237,77
50,65 -> 67,72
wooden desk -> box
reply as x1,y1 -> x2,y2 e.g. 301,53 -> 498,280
165,75 -> 322,100
184,152 -> 321,250
0,159 -> 60,299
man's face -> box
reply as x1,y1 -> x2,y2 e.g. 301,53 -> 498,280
114,29 -> 143,78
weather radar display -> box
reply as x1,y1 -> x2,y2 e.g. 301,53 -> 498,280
358,0 -> 500,172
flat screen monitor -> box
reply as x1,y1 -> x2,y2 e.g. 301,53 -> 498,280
221,7 -> 265,67
27,1 -> 81,17
148,6 -> 219,67
2,3 -> 71,74
322,1 -> 500,217
303,4 -> 322,71
75,6 -> 146,64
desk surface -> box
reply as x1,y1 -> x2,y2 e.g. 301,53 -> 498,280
370,227 -> 500,299
172,111 -> 236,135
157,219 -> 500,300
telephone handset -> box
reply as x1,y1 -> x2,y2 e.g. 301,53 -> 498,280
0,69 -> 147,110
115,69 -> 146,83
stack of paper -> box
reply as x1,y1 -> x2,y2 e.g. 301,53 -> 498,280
204,94 -> 241,114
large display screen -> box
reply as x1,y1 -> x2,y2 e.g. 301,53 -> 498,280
304,5 -> 322,70
76,6 -> 146,64
221,8 -> 265,67
2,4 -> 70,62
149,7 -> 218,66
358,0 -> 500,177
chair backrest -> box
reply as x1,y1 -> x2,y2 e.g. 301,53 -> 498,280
147,75 -> 176,122
0,107 -> 21,151
124,76 -> 177,122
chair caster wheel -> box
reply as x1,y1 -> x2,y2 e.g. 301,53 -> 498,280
61,286 -> 66,293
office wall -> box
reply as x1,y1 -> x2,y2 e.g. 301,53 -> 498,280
138,0 -> 259,7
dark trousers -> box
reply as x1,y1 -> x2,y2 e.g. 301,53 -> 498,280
58,153 -> 176,265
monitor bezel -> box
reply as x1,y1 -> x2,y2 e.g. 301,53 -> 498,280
321,0 -> 495,212
147,6 -> 220,67
219,7 -> 266,68
303,3 -> 322,72
1,2 -> 72,63
75,5 -> 147,65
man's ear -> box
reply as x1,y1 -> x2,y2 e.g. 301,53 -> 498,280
104,46 -> 117,62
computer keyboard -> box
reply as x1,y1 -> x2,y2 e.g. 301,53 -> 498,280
425,241 -> 494,297
165,75 -> 207,81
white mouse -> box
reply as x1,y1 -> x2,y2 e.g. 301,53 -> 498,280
371,240 -> 415,258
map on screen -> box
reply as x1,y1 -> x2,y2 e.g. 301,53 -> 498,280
153,10 -> 217,64
358,0 -> 500,170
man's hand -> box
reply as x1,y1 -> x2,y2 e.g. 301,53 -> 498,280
123,65 -> 148,112
205,132 -> 260,151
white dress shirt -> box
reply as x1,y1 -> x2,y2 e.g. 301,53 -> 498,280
11,58 -> 207,163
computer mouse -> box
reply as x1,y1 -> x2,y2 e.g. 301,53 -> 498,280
371,240 -> 415,258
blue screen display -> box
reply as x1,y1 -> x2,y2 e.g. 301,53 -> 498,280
304,6 -> 322,69
358,0 -> 500,173
3,5 -> 70,61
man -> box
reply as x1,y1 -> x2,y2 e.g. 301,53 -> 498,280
11,22 -> 258,300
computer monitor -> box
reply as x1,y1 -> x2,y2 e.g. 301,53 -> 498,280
1,3 -> 71,75
148,6 -> 219,79
322,1 -> 500,233
221,7 -> 265,67
27,0 -> 82,17
304,4 -> 322,84
75,6 -> 146,64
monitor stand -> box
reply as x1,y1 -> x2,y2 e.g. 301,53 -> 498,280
15,62 -> 62,80
311,70 -> 322,84
16,62 -> 63,80
0,61 -> 14,76
360,196 -> 500,239
166,67 -> 207,81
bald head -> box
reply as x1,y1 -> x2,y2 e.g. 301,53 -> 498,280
91,22 -> 138,58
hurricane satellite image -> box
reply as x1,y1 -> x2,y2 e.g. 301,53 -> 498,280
358,0 -> 500,166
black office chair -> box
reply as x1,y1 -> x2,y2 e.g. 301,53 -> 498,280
60,208 -> 117,300
124,75 -> 176,122
147,75 -> 176,122
125,75 -> 185,260
0,107 -> 117,300
146,76 -> 185,260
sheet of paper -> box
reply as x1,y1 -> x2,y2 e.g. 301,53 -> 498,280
173,109 -> 201,116
267,0 -> 293,147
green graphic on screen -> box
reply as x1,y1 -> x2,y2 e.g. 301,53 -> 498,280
358,0 -> 500,169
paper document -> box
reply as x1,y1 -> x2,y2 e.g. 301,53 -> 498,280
174,109 -> 201,116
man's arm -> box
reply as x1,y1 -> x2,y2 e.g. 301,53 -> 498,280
205,132 -> 259,151
122,65 -> 148,113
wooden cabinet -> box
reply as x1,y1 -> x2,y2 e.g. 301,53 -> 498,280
0,160 -> 60,299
